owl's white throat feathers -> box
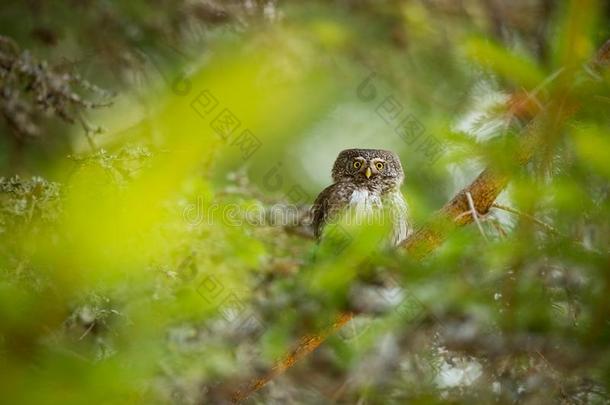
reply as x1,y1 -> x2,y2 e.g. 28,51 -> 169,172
348,189 -> 382,214
347,187 -> 409,245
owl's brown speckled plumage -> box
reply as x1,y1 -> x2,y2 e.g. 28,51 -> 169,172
312,148 -> 411,246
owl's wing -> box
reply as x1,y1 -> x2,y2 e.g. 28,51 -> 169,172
311,182 -> 353,240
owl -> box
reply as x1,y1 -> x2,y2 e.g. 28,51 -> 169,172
311,148 -> 411,246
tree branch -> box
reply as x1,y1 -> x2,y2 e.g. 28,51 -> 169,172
231,312 -> 354,403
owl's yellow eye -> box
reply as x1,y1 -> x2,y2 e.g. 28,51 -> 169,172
375,162 -> 384,170
353,161 -> 362,169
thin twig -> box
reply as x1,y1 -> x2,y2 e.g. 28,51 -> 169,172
79,322 -> 95,341
534,350 -> 568,398
489,217 -> 508,239
77,114 -> 98,151
466,191 -> 489,241
491,203 -> 560,236
503,67 -> 564,134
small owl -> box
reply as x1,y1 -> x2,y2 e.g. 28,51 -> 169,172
312,148 -> 411,246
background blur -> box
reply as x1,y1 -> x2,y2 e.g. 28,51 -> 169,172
1,0 -> 610,403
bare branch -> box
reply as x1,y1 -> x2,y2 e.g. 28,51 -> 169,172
231,312 -> 354,403
491,203 -> 560,236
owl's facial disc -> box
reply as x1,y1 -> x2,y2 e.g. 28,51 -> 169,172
361,158 -> 385,180
332,149 -> 402,185
352,156 -> 386,180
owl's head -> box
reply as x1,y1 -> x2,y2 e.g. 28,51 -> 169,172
331,148 -> 404,190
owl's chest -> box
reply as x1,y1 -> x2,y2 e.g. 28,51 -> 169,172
347,188 -> 383,213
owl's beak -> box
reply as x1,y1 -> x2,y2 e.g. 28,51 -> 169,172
365,167 -> 372,179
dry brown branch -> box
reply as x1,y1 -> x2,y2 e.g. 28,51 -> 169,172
228,37 -> 610,404
231,311 -> 354,403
